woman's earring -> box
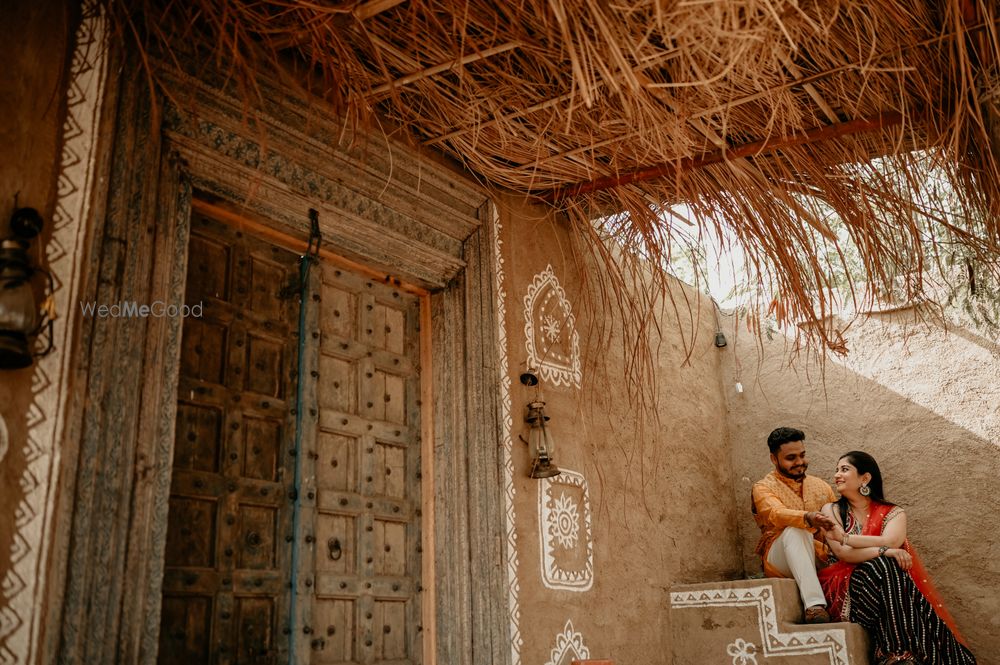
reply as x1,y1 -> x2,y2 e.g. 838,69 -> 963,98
859,484 -> 871,497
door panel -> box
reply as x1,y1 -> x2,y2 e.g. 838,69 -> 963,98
161,213 -> 424,665
312,598 -> 356,663
173,402 -> 223,473
159,595 -> 213,665
309,266 -> 422,665
160,215 -> 299,665
241,416 -> 282,481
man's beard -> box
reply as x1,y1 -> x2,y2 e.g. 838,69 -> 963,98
779,465 -> 807,480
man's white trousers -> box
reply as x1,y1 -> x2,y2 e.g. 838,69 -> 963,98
766,527 -> 826,609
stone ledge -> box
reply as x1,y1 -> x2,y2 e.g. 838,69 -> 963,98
669,578 -> 871,664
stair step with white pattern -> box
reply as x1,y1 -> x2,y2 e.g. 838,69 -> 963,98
669,578 -> 871,664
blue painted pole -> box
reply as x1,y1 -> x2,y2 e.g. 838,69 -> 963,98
289,210 -> 321,665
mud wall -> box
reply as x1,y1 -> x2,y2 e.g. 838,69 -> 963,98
724,308 -> 1000,660
0,1 -> 77,661
496,194 -> 743,665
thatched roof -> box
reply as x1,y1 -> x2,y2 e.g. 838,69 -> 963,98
110,0 -> 1000,354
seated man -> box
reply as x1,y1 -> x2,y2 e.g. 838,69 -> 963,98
752,427 -> 837,623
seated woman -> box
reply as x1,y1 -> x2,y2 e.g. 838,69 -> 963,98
817,451 -> 975,665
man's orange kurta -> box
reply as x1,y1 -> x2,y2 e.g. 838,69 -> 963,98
752,470 -> 836,578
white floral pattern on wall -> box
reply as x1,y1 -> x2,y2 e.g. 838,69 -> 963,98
544,619 -> 590,665
727,638 -> 759,665
539,469 -> 593,591
523,265 -> 581,389
548,493 -> 580,549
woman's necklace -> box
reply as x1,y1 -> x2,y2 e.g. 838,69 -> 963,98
850,502 -> 871,530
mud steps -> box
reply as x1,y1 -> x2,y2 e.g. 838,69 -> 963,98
669,578 -> 871,664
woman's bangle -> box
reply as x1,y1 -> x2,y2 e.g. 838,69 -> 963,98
878,545 -> 889,556
842,533 -> 849,546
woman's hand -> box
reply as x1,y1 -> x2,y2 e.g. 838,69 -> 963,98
885,548 -> 913,571
826,522 -> 847,546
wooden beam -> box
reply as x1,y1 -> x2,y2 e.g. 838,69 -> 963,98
190,199 -> 430,296
536,110 -> 905,203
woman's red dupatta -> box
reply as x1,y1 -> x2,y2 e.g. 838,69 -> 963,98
817,501 -> 967,646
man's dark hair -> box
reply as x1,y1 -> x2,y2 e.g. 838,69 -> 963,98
767,427 -> 805,454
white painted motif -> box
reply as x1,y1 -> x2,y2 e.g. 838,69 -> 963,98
727,638 -> 759,665
0,3 -> 109,663
523,265 -> 582,389
544,619 -> 590,665
540,469 -> 593,591
0,415 -> 7,465
492,205 -> 522,665
549,493 -> 580,549
670,583 -> 850,665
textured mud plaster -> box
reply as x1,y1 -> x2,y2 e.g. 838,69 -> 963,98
495,193 -> 742,665
0,1 -> 77,661
721,308 -> 1000,661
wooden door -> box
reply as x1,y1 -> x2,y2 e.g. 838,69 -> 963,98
307,264 -> 423,665
159,215 -> 299,665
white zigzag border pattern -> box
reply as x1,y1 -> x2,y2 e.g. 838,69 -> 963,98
492,205 -> 521,665
670,583 -> 849,665
0,3 -> 108,663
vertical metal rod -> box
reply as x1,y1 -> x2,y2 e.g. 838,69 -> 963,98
288,210 -> 321,665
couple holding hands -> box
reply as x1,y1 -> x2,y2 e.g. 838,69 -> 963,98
751,427 -> 976,665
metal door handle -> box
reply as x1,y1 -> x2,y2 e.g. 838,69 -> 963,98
328,538 -> 342,560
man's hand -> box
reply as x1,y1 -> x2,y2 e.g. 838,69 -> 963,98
824,521 -> 846,545
807,511 -> 836,531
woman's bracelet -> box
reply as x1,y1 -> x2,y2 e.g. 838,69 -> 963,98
878,545 -> 889,556
841,533 -> 849,546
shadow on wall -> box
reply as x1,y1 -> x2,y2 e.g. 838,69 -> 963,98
0,378 -> 32,615
722,310 -> 1000,661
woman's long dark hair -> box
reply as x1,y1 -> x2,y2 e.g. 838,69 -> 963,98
835,451 -> 893,527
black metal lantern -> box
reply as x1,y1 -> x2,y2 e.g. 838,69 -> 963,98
0,208 -> 54,369
524,400 -> 561,479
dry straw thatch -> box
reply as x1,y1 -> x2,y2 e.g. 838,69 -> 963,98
106,0 -> 1000,365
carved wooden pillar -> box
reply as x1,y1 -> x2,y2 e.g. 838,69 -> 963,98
56,58 -> 192,664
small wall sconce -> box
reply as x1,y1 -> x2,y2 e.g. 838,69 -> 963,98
711,299 -> 727,348
0,207 -> 55,369
519,370 -> 561,479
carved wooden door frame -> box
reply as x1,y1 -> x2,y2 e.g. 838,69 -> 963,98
49,53 -> 511,665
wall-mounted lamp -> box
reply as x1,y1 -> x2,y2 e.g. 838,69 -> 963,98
711,299 -> 727,348
519,370 -> 561,479
0,207 -> 55,369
